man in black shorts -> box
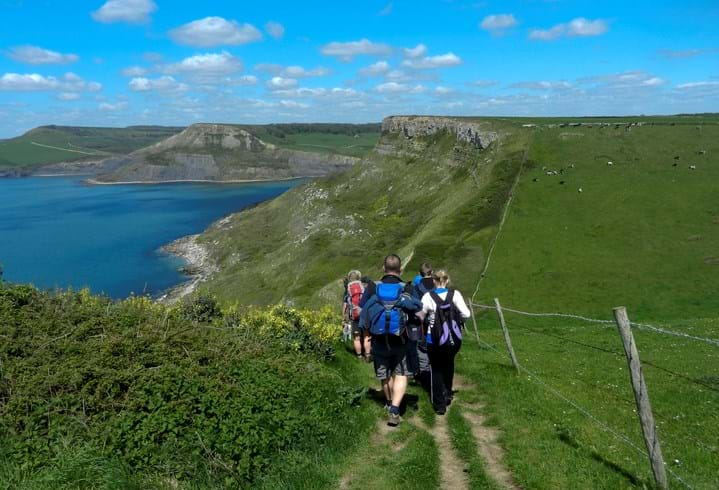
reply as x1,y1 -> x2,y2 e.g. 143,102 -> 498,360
360,254 -> 421,427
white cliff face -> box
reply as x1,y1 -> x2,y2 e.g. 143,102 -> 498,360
381,116 -> 498,149
141,124 -> 270,154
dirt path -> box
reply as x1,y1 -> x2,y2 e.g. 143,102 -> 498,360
454,376 -> 521,490
410,414 -> 470,490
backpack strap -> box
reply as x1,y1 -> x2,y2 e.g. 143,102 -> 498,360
429,290 -> 446,306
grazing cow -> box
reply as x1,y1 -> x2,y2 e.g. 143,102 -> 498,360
578,188 -> 583,193
689,165 -> 697,170
607,161 -> 614,166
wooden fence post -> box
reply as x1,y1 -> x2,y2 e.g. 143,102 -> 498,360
494,298 -> 520,374
613,307 -> 668,490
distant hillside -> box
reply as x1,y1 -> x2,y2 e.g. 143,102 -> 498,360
0,125 -> 184,169
197,116 -> 519,305
92,123 -> 376,183
195,114 -> 719,316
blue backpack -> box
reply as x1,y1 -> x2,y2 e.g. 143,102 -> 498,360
368,281 -> 408,337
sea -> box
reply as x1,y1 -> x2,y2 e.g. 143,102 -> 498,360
0,176 -> 299,298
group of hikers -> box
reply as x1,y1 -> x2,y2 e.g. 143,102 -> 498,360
342,254 -> 471,427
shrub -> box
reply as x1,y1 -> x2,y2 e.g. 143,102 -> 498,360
0,285 -> 350,487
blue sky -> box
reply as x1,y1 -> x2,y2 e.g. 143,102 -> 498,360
0,0 -> 718,137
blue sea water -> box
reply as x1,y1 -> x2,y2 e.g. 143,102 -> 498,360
0,176 -> 299,298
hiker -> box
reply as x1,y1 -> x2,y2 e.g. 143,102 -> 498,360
420,269 -> 471,415
360,254 -> 422,427
408,262 -> 435,380
342,270 -> 371,360
407,262 -> 435,389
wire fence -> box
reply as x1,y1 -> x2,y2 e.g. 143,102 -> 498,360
472,302 -> 719,348
472,317 -> 699,489
466,298 -> 719,489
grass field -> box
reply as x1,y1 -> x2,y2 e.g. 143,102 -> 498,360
461,118 -> 719,488
197,115 -> 719,488
247,123 -> 381,158
0,125 -> 183,167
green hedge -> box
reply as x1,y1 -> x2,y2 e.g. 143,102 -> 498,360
0,285 -> 356,488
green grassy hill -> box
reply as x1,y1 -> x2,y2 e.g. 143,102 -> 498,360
0,125 -> 184,168
196,114 -> 719,489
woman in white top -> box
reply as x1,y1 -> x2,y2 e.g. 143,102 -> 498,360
420,269 -> 471,414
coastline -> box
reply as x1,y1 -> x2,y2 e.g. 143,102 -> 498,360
84,176 -> 308,186
156,234 -> 217,304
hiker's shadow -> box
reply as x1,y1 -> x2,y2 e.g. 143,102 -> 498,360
366,388 -> 420,416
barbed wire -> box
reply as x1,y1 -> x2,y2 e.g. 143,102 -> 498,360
630,321 -> 719,347
472,302 -> 615,325
473,302 -> 719,347
473,331 -> 696,489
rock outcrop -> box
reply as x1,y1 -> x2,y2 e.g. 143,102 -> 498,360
92,123 -> 359,183
381,116 -> 498,149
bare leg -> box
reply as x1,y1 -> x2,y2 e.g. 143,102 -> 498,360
391,375 -> 407,408
363,335 -> 372,356
353,333 -> 362,356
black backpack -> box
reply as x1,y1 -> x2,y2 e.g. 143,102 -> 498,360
428,290 -> 463,347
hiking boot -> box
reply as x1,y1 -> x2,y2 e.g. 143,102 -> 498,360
387,411 -> 401,427
434,405 -> 447,415
364,354 -> 373,363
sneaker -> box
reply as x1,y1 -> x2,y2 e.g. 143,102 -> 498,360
364,354 -> 373,363
387,411 -> 401,427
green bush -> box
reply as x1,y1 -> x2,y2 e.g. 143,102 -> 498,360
0,285 -> 351,488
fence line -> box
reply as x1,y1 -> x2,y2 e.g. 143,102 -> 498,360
472,302 -> 719,347
474,333 -> 695,490
630,321 -> 719,347
503,318 -> 719,395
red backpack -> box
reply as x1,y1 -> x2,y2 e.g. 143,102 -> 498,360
346,280 -> 364,321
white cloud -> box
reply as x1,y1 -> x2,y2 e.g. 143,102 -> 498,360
231,75 -> 258,86
529,17 -> 608,41
265,21 -> 284,39
375,82 -> 425,94
0,72 -> 101,93
378,2 -> 393,16
580,71 -> 664,88
359,61 -> 390,77
267,76 -> 298,90
91,0 -> 157,24
282,66 -> 330,78
121,66 -> 148,77
511,80 -> 572,90
659,48 -> 715,59
57,92 -> 81,101
320,38 -> 392,61
470,79 -> 499,88
402,53 -> 462,69
1,73 -> 59,91
129,76 -> 188,92
8,45 -> 79,65
161,51 -> 243,77
403,44 -> 427,59
255,63 -> 329,78
677,81 -> 719,89
480,14 -> 518,34
642,77 -> 664,87
143,52 -> 163,62
434,86 -> 453,95
169,17 -> 262,47
279,100 -> 309,109
567,18 -> 608,37
99,101 -> 128,111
